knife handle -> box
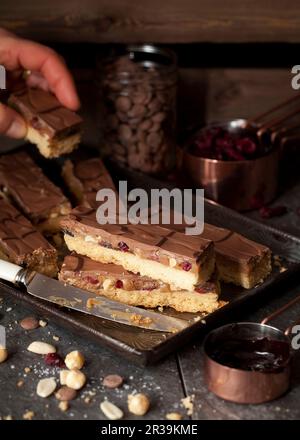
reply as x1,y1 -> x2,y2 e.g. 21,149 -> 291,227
0,259 -> 22,284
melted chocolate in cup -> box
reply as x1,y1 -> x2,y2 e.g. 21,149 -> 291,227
204,322 -> 292,404
209,336 -> 290,373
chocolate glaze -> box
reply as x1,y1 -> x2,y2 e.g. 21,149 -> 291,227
0,151 -> 71,222
61,206 -> 213,267
62,158 -> 116,208
0,198 -> 55,262
202,224 -> 270,265
8,88 -> 82,138
169,220 -> 270,266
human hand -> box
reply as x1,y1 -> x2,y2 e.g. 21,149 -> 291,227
0,28 -> 80,138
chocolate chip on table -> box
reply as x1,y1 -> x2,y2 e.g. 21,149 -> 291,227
20,316 -> 39,330
55,386 -> 77,401
103,374 -> 124,389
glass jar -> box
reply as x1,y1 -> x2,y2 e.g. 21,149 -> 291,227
97,45 -> 177,175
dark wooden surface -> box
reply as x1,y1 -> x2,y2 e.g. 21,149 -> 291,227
2,1 -> 300,43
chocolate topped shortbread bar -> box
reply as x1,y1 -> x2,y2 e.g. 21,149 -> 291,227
59,253 -> 220,313
161,214 -> 271,289
0,199 -> 58,277
61,207 -> 215,291
62,158 -> 116,208
8,88 -> 82,158
201,224 -> 271,289
0,151 -> 71,233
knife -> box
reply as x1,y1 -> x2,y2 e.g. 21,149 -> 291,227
0,259 -> 189,333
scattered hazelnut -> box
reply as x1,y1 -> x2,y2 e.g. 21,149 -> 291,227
59,369 -> 70,385
0,347 -> 8,363
127,393 -> 150,416
65,350 -> 85,370
65,369 -> 86,390
39,320 -> 47,327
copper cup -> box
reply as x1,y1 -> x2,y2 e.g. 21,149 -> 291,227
181,119 -> 280,211
203,294 -> 300,404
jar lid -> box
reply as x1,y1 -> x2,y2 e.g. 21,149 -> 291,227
126,45 -> 177,69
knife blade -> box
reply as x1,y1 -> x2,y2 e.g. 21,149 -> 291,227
0,259 -> 189,333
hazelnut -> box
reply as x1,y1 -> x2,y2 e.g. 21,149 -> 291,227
65,369 -> 86,390
64,350 -> 85,370
0,347 -> 8,363
127,393 -> 150,416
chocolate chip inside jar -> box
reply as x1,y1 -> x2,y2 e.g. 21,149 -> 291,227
98,46 -> 177,175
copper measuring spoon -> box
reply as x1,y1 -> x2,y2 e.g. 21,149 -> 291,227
203,294 -> 300,404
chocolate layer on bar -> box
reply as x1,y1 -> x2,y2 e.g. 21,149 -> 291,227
0,198 -> 58,277
8,88 -> 82,158
59,253 -> 220,313
9,88 -> 82,139
62,158 -> 116,208
61,207 -> 215,290
0,151 -> 71,233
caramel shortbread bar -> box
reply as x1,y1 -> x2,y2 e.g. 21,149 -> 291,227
61,207 -> 215,291
8,88 -> 82,158
159,214 -> 272,289
201,224 -> 272,289
0,151 -> 71,234
62,158 -> 116,208
59,254 -> 220,313
0,199 -> 58,277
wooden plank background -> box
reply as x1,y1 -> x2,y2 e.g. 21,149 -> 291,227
1,0 -> 300,43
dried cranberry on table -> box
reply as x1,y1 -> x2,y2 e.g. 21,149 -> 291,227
259,205 -> 287,219
44,353 -> 65,368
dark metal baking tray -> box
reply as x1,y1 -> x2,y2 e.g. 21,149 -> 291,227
1,150 -> 300,365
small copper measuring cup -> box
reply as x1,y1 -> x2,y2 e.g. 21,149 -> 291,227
181,94 -> 300,211
203,294 -> 300,404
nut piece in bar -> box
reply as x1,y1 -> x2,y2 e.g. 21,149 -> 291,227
201,224 -> 272,289
59,253 -> 220,314
0,198 -> 58,277
60,207 -> 215,291
0,151 -> 71,234
8,88 -> 82,158
62,158 -> 116,208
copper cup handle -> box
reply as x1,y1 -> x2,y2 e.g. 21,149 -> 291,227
261,294 -> 300,336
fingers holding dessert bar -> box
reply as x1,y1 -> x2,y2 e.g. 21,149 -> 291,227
8,88 -> 82,158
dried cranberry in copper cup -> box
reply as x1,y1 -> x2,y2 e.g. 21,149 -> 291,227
181,119 -> 280,211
